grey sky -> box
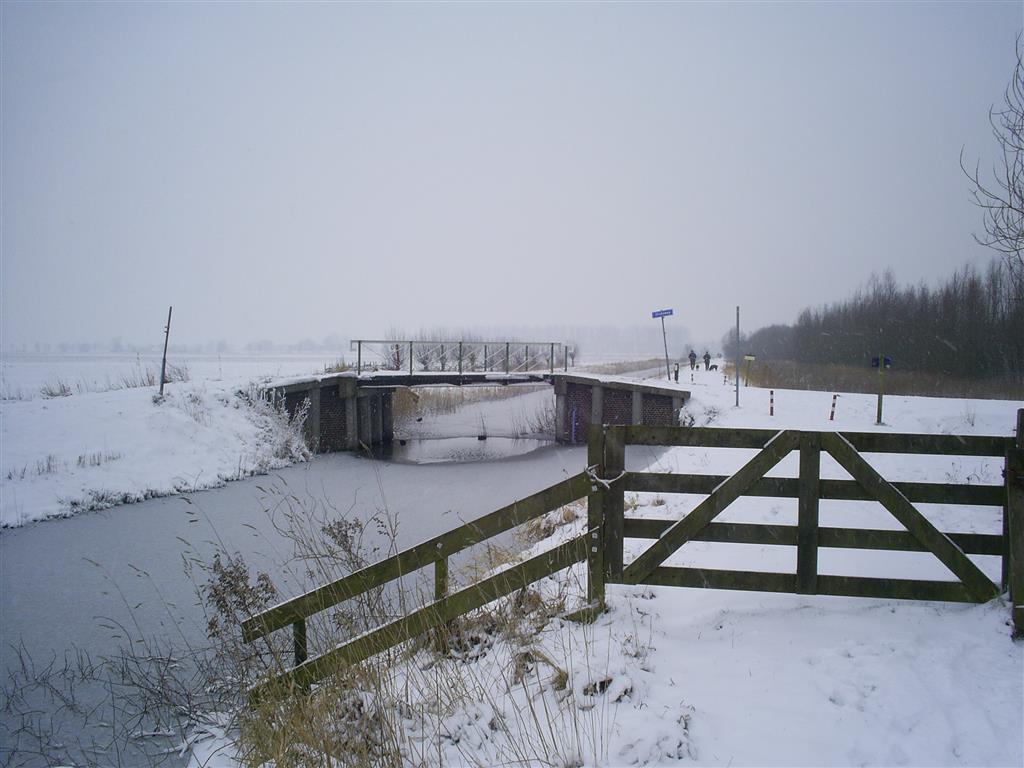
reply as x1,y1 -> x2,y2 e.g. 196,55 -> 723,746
2,1 -> 1021,351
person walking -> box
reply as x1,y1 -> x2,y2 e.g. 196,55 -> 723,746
703,351 -> 711,370
688,350 -> 697,370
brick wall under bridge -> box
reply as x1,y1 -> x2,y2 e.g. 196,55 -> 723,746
550,374 -> 689,445
270,372 -> 689,453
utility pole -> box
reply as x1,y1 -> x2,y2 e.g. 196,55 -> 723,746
734,306 -> 740,407
159,306 -> 173,397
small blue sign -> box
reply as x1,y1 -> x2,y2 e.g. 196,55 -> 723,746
651,308 -> 674,318
871,357 -> 893,369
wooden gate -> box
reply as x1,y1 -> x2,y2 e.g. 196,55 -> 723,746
585,412 -> 1022,631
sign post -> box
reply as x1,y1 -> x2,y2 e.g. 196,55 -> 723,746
735,306 -> 740,407
651,308 -> 674,381
743,354 -> 756,386
872,354 -> 892,425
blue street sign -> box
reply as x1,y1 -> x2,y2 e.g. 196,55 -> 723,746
871,357 -> 893,369
651,308 -> 674,318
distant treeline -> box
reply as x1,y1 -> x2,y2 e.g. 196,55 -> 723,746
724,260 -> 1024,379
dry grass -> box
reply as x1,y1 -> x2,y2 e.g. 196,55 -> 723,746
742,359 -> 1023,400
578,358 -> 666,376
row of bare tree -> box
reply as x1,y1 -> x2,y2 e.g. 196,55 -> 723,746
724,261 -> 1023,379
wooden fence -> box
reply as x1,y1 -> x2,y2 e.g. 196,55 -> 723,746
243,409 -> 1023,700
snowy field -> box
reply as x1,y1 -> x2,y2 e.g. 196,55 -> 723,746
0,352 -> 345,401
1,355 -> 1021,766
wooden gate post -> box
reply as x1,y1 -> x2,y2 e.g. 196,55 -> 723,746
1007,409 -> 1024,637
586,425 -> 606,609
604,427 -> 626,581
797,432 -> 821,594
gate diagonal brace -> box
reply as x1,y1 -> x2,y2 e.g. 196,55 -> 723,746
623,430 -> 800,585
822,432 -> 998,603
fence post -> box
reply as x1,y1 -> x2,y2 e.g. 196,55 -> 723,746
550,343 -> 555,375
1007,409 -> 1024,637
604,426 -> 626,581
409,342 -> 414,376
356,341 -> 362,375
433,555 -> 450,651
797,431 -> 821,594
293,619 -> 308,667
458,342 -> 463,376
586,425 -> 606,609
505,343 -> 510,375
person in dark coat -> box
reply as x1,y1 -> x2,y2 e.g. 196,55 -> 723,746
703,351 -> 711,370
688,350 -> 697,370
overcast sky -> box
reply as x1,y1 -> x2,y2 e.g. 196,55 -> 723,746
2,1 -> 1021,351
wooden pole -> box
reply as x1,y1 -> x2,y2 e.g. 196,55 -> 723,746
875,351 -> 885,425
797,432 -> 821,594
1007,409 -> 1024,636
586,425 -> 606,610
292,619 -> 308,666
159,306 -> 172,397
604,427 -> 626,581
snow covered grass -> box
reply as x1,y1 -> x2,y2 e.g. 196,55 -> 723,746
0,380 -> 310,527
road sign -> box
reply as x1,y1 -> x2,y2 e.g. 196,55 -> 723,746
651,309 -> 674,318
743,354 -> 756,361
871,357 -> 892,369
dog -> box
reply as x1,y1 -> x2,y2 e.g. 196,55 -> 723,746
709,364 -> 719,371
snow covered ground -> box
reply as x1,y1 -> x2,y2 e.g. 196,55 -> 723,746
0,380 -> 310,527
185,365 -> 1021,767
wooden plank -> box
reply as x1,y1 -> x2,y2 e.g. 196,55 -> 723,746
586,425 -> 605,607
250,535 -> 588,701
623,519 -> 797,546
621,519 -> 1002,555
640,567 -> 972,603
624,472 -> 1004,507
623,425 -> 780,448
621,426 -> 1010,456
243,472 -> 592,642
815,574 -> 973,603
604,427 -> 626,580
821,432 -> 999,602
838,432 -> 1012,457
642,566 -> 796,594
622,430 -> 799,585
797,432 -> 821,593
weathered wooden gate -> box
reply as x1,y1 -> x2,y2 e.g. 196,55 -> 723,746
585,414 -> 1022,624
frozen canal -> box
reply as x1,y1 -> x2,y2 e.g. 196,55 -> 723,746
0,438 -> 610,763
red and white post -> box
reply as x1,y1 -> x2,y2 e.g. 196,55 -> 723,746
829,393 -> 837,422
769,390 -> 774,417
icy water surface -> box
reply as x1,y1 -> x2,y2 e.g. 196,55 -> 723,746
383,435 -> 553,463
0,445 -> 592,765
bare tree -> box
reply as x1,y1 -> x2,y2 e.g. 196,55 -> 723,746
963,36 -> 1024,303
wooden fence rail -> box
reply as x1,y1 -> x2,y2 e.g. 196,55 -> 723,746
244,471 -> 592,699
243,409 -> 1024,701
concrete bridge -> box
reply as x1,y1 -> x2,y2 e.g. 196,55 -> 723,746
269,369 -> 690,453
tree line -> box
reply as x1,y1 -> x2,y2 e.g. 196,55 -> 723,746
724,259 -> 1023,379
